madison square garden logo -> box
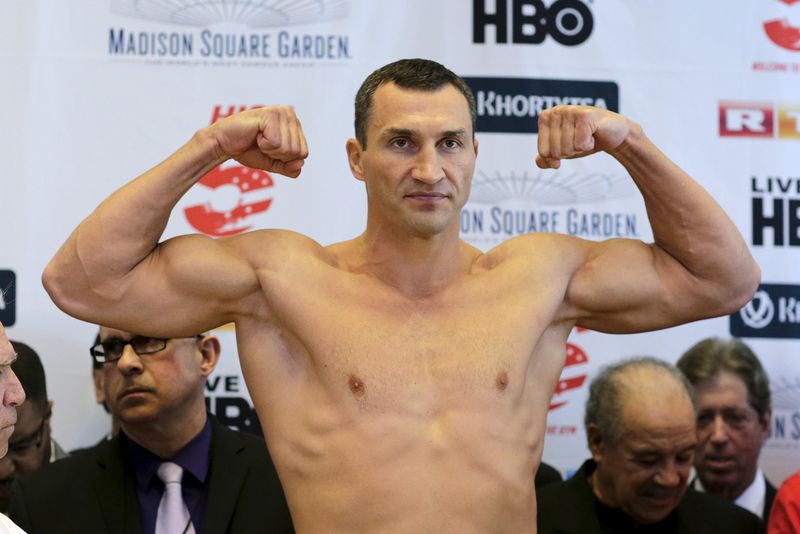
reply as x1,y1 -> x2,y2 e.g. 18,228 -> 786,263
459,76 -> 642,247
731,284 -> 800,339
107,0 -> 352,63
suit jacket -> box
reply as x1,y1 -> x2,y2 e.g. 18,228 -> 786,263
537,460 -> 764,534
765,477 -> 777,522
9,416 -> 294,534
535,461 -> 563,489
690,473 -> 777,522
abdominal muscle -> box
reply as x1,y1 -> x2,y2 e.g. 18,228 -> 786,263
235,311 -> 565,534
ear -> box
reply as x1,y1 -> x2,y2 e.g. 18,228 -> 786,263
473,136 -> 479,158
587,424 -> 606,463
346,138 -> 366,182
92,368 -> 106,404
197,335 -> 221,377
758,408 -> 771,445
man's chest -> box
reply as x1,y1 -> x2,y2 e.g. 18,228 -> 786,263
253,266 -> 568,406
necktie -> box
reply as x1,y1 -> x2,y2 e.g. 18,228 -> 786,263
155,462 -> 196,534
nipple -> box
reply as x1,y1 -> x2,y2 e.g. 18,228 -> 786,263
496,370 -> 509,392
348,375 -> 366,398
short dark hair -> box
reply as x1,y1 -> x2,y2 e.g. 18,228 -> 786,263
584,357 -> 697,445
9,340 -> 48,413
354,58 -> 477,149
676,337 -> 771,420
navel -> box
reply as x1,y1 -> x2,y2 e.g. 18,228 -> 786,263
348,375 -> 366,398
495,370 -> 509,392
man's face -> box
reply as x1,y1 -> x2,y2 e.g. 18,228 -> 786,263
0,323 -> 25,458
592,392 -> 697,525
347,82 -> 478,237
100,328 -> 207,430
0,400 -> 51,510
693,371 -> 769,500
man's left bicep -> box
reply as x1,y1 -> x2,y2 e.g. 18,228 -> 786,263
565,239 -> 698,333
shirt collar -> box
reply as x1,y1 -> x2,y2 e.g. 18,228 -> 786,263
122,418 -> 212,490
693,469 -> 766,518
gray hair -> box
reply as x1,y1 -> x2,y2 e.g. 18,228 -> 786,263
676,337 -> 771,421
584,356 -> 697,445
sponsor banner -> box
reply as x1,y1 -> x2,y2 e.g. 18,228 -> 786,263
0,271 -> 14,327
753,0 -> 800,73
106,0 -> 352,66
731,284 -> 800,339
464,77 -> 619,134
472,0 -> 594,46
750,176 -> 800,248
182,105 -> 277,237
719,101 -> 800,139
205,374 -> 262,435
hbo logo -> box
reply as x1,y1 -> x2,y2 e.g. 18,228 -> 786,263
473,0 -> 594,46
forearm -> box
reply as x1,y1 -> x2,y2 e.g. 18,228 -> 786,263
611,125 -> 759,307
44,127 -> 225,303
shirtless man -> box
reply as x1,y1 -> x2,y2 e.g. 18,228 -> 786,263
42,59 -> 759,533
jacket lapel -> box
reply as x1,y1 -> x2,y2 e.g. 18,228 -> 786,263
91,437 -> 143,534
203,417 -> 250,534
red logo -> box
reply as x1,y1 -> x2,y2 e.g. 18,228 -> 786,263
764,0 -> 800,51
184,105 -> 275,237
719,101 -> 774,138
549,338 -> 589,411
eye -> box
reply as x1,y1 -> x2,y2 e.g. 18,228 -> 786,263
441,138 -> 462,150
391,138 -> 410,149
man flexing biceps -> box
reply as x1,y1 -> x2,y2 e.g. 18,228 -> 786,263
43,59 -> 758,533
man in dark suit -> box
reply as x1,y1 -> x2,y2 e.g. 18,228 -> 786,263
677,338 -> 776,523
9,327 -> 293,534
537,357 -> 763,533
0,340 -> 70,512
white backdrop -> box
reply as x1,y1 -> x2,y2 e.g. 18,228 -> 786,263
0,0 -> 798,484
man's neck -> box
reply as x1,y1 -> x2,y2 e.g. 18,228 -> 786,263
352,225 -> 475,298
121,402 -> 208,458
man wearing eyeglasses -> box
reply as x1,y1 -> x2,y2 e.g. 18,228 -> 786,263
676,338 -> 776,525
0,322 -> 27,533
0,341 -> 68,513
8,327 -> 294,534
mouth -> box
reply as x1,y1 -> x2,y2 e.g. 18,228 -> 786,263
703,457 -> 737,472
118,386 -> 154,400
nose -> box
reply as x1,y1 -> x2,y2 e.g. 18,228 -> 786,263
709,414 -> 729,445
4,368 -> 24,407
410,145 -> 443,184
653,463 -> 682,489
115,344 -> 144,376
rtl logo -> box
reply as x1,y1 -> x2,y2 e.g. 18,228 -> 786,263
183,105 -> 276,237
473,0 -> 593,46
719,101 -> 800,140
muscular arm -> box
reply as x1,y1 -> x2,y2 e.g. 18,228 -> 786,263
537,106 -> 760,333
42,107 -> 308,336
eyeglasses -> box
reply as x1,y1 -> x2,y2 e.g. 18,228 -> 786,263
89,335 -> 202,364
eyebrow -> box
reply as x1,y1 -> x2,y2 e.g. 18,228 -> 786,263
381,127 -> 468,139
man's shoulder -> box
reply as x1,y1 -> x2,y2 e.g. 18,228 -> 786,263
209,418 -> 272,463
476,231 -> 589,274
19,438 -> 115,487
679,488 -> 763,533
